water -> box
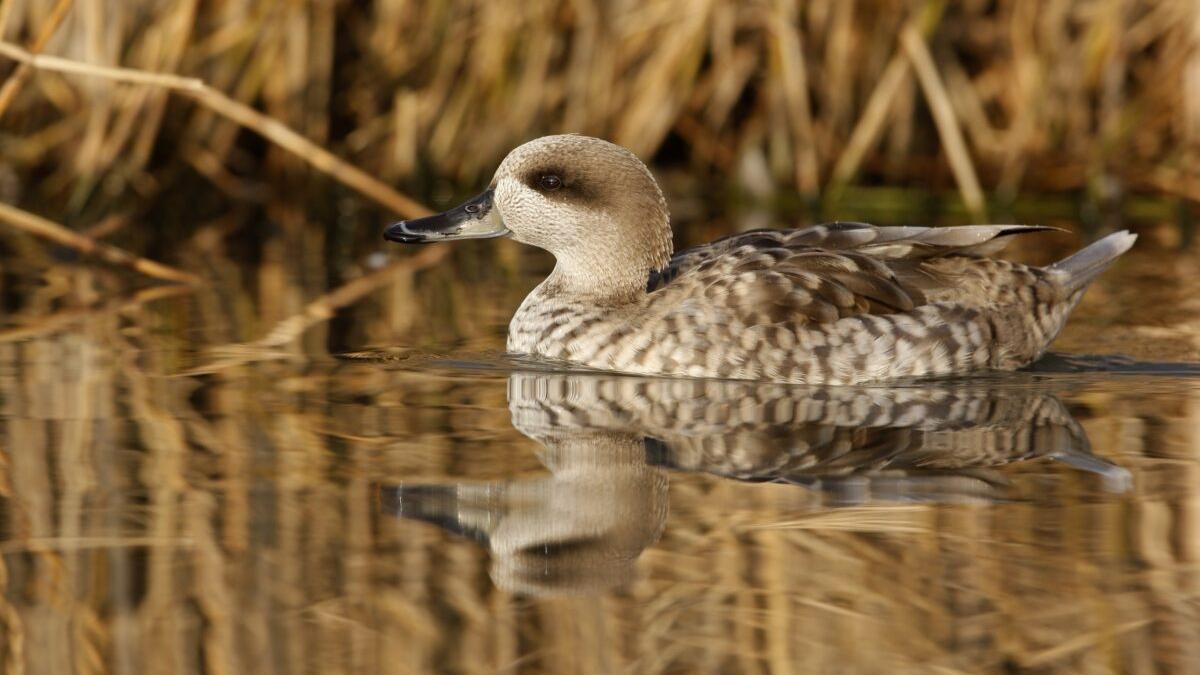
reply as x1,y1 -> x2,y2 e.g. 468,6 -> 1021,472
1,217 -> 1199,673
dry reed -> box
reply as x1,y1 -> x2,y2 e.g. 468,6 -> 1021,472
0,39 -> 429,219
0,0 -> 1194,237
0,200 -> 200,284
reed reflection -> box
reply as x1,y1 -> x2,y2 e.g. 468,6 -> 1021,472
380,372 -> 1128,595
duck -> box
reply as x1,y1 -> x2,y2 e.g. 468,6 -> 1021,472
384,134 -> 1136,385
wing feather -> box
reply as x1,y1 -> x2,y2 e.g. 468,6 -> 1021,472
647,222 -> 1052,327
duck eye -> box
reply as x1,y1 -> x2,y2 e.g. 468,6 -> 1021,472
539,174 -> 562,191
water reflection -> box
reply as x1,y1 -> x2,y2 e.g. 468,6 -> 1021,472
3,329 -> 1200,672
381,372 -> 1129,594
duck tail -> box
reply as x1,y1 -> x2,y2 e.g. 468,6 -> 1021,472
1048,230 -> 1137,293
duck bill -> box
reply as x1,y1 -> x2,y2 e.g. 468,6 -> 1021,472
376,484 -> 492,545
383,188 -> 508,243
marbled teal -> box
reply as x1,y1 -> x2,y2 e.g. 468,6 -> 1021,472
384,135 -> 1135,385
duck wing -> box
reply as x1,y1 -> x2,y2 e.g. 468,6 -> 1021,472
646,222 -> 1054,325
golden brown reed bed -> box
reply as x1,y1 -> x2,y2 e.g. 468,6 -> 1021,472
0,0 -> 1198,229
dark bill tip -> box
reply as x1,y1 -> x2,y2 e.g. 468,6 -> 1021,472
383,221 -> 430,244
376,485 -> 491,545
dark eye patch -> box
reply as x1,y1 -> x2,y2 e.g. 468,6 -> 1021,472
521,166 -> 599,205
523,166 -> 569,192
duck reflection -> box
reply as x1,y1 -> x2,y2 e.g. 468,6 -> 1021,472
379,373 -> 1127,594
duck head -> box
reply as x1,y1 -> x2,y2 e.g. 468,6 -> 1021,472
385,135 -> 674,300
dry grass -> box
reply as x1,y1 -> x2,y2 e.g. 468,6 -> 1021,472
0,199 -> 201,284
0,0 -> 1196,230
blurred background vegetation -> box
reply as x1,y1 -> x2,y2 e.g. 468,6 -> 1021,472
2,0 -> 1198,226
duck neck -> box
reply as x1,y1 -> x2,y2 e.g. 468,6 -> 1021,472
544,226 -> 673,306
544,258 -> 643,307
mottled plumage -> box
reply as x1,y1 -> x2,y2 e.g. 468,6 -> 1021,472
387,135 -> 1136,384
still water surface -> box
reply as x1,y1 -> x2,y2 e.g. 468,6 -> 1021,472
1,217 -> 1199,673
